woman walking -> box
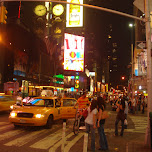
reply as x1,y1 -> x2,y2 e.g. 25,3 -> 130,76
97,96 -> 109,151
85,100 -> 98,151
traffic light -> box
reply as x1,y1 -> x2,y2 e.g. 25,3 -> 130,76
75,79 -> 79,88
121,76 -> 125,80
75,75 -> 79,80
0,6 -> 8,24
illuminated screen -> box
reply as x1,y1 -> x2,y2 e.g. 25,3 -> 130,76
66,0 -> 83,27
64,33 -> 84,72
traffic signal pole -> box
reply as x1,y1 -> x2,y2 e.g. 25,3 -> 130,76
145,0 -> 152,147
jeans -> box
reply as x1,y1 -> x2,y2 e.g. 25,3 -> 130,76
115,118 -> 124,136
85,123 -> 95,151
98,123 -> 108,150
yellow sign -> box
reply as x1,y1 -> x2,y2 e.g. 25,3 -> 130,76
54,27 -> 61,34
106,84 -> 108,92
66,0 -> 83,27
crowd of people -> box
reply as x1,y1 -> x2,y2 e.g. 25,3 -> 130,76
110,94 -> 147,114
74,91 -> 147,151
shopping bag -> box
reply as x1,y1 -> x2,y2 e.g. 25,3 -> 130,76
124,119 -> 128,125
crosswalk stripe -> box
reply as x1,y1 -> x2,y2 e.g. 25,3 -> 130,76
4,129 -> 49,147
0,122 -> 10,126
49,132 -> 74,152
64,133 -> 84,152
30,129 -> 63,149
0,130 -> 23,141
0,124 -> 12,131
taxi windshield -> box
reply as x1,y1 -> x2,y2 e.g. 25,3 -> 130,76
25,99 -> 54,107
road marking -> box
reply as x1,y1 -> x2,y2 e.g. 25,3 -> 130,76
4,129 -> 49,147
49,132 -> 74,152
0,122 -> 10,126
30,129 -> 63,149
64,133 -> 84,152
0,130 -> 24,141
0,124 -> 12,131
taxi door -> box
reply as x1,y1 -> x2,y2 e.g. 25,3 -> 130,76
46,99 -> 61,120
60,98 -> 77,119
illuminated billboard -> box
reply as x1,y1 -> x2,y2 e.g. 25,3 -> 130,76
64,33 -> 84,72
66,0 -> 83,27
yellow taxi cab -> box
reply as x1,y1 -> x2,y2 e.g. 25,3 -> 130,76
0,95 -> 16,112
9,96 -> 77,128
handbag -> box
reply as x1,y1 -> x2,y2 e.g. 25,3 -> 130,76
101,110 -> 109,119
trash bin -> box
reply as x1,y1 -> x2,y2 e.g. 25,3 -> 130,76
149,112 -> 152,148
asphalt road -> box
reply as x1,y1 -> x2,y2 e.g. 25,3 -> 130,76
0,104 -> 149,152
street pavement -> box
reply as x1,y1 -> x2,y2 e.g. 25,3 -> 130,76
0,104 -> 151,152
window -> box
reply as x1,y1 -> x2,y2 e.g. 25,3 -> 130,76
55,99 -> 60,107
45,99 -> 54,107
63,99 -> 76,107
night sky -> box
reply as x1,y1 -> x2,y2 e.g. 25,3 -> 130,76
85,0 -> 134,81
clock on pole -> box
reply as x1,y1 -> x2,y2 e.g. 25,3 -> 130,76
52,4 -> 64,16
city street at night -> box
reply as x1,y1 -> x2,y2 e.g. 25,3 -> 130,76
0,104 -> 150,152
0,0 -> 152,151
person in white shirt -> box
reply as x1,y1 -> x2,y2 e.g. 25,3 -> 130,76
85,100 -> 98,151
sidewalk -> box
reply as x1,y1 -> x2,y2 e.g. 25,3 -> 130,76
68,104 -> 151,152
88,104 -> 150,152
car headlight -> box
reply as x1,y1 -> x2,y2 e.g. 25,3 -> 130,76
34,114 -> 45,118
10,112 -> 17,117
10,105 -> 14,109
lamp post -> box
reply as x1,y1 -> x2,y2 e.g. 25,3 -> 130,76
129,23 -> 134,100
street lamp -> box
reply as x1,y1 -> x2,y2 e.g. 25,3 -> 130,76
129,23 -> 134,100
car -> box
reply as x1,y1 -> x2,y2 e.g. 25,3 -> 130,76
0,95 -> 16,112
9,96 -> 77,128
10,96 -> 34,111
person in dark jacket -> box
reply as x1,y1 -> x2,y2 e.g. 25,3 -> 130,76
114,97 -> 126,136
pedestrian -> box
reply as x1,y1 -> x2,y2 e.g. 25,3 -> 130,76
141,95 -> 145,114
114,97 -> 126,136
85,100 -> 98,151
97,96 -> 108,151
124,97 -> 128,129
131,96 -> 136,114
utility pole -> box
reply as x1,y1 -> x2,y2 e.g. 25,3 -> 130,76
145,0 -> 152,147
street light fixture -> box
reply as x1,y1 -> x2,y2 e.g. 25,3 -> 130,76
129,23 -> 133,27
128,23 -> 134,100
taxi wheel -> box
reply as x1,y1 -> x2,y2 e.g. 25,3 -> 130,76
46,115 -> 53,129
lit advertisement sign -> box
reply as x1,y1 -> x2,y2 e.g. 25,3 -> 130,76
64,33 -> 84,72
66,0 -> 83,27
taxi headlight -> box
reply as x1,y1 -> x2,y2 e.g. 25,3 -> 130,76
34,114 -> 45,118
10,105 -> 13,109
10,112 -> 17,117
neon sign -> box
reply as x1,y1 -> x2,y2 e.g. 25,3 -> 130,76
64,33 -> 84,72
66,0 -> 83,27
